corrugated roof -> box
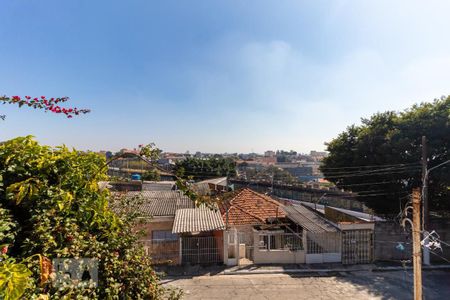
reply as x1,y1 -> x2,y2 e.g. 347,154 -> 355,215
283,204 -> 338,233
172,206 -> 226,233
197,177 -> 227,186
192,177 -> 228,196
120,191 -> 194,217
142,181 -> 175,191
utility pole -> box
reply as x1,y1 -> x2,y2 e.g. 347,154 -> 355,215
421,136 -> 428,229
412,188 -> 423,300
421,136 -> 430,265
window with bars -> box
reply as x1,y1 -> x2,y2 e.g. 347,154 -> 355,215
258,233 -> 303,250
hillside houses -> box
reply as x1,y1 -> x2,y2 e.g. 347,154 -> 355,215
113,180 -> 378,266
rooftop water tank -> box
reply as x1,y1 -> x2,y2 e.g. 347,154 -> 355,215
131,173 -> 141,181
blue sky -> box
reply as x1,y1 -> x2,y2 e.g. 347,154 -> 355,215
1,1 -> 450,153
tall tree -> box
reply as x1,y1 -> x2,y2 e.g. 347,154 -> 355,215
321,96 -> 450,214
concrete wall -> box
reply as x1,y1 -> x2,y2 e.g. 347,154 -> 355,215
135,217 -> 174,239
374,219 -> 450,263
429,219 -> 450,263
306,253 -> 341,264
254,249 -> 305,264
374,221 -> 412,262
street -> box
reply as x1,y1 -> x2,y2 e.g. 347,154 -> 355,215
162,270 -> 450,300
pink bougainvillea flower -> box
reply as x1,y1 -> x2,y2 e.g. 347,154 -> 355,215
1,95 -> 90,118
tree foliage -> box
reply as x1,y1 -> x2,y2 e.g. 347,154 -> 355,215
321,96 -> 450,214
242,165 -> 299,185
0,136 -> 178,299
175,156 -> 236,180
142,169 -> 161,181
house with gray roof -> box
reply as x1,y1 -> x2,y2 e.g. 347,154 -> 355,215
119,190 -> 226,265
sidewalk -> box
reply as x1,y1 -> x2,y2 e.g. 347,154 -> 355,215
155,262 -> 450,277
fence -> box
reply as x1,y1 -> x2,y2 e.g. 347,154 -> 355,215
181,236 -> 223,264
306,232 -> 341,254
305,231 -> 341,263
140,239 -> 179,264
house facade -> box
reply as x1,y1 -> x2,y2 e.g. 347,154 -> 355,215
119,185 -> 375,266
219,188 -> 305,265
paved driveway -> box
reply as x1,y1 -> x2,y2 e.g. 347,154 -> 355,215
162,270 -> 450,300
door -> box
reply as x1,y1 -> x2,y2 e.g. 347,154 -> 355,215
341,229 -> 373,264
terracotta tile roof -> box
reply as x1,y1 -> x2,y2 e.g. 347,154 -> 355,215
220,188 -> 285,226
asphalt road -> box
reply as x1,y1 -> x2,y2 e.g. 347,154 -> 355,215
162,270 -> 450,300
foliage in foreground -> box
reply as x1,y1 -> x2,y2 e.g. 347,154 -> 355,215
321,96 -> 450,214
0,136 -> 180,299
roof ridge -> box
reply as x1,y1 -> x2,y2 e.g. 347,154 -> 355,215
227,188 -> 247,206
245,188 -> 284,207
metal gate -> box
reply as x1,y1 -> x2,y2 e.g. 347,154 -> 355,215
341,229 -> 373,264
238,232 -> 254,264
181,236 -> 223,264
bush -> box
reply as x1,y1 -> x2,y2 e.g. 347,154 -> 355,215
0,136 -> 179,299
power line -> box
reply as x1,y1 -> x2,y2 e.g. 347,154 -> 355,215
428,249 -> 450,264
435,238 -> 450,248
321,165 -> 421,176
319,162 -> 420,170
356,191 -> 409,197
323,167 -> 421,179
334,180 -> 399,187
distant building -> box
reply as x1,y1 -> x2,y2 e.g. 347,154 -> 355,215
276,163 -> 315,181
264,150 -> 276,157
310,151 -> 327,161
256,156 -> 277,165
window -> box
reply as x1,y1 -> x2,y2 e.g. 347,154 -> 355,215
152,230 -> 178,241
258,233 -> 303,251
259,235 -> 268,250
